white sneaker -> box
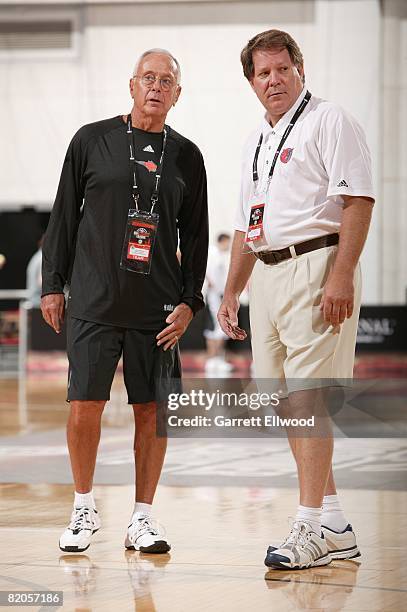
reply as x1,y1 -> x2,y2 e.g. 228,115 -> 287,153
125,513 -> 171,554
215,358 -> 233,373
264,521 -> 331,570
59,506 -> 101,553
205,357 -> 220,372
321,523 -> 361,560
205,357 -> 233,374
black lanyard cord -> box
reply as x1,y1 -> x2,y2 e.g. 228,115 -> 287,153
126,114 -> 169,213
252,90 -> 312,186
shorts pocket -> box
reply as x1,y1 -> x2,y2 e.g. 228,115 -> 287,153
153,345 -> 182,402
312,302 -> 331,334
306,246 -> 337,301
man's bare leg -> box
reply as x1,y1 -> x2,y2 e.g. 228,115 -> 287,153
133,401 -> 167,503
125,402 -> 171,553
67,400 -> 106,492
60,400 -> 105,552
282,390 -> 358,561
293,436 -> 333,507
264,389 -> 334,568
280,393 -> 350,541
283,390 -> 334,508
206,338 -> 224,360
285,427 -> 337,496
324,468 -> 337,496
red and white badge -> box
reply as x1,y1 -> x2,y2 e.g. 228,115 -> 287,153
127,223 -> 153,261
243,195 -> 269,253
120,210 -> 159,275
246,202 -> 265,243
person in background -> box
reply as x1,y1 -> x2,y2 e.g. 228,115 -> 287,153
204,233 -> 232,374
26,236 -> 43,307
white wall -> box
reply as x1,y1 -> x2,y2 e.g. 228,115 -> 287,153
381,0 -> 407,303
0,0 -> 399,303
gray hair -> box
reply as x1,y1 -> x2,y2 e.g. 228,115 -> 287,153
132,48 -> 181,84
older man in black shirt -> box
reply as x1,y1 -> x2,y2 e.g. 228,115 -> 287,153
41,49 -> 208,554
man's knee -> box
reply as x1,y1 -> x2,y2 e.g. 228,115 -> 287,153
69,400 -> 105,428
274,389 -> 333,437
133,401 -> 167,434
133,401 -> 159,424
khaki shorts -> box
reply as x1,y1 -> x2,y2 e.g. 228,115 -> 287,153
249,245 -> 361,391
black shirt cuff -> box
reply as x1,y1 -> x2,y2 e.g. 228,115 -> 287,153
181,296 -> 204,315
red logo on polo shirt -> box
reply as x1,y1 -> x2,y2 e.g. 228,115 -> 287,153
280,148 -> 294,163
135,160 -> 158,173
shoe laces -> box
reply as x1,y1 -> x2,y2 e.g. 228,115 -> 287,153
69,506 -> 93,532
128,515 -> 165,539
282,521 -> 311,549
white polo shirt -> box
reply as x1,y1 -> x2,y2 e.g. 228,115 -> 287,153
234,87 -> 375,251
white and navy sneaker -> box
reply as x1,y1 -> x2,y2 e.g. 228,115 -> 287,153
125,513 -> 170,554
321,523 -> 361,560
264,521 -> 331,570
59,506 -> 101,553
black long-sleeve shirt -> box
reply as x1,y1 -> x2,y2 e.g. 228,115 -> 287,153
42,116 -> 208,330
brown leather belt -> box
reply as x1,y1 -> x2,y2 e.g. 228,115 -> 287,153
254,233 -> 339,265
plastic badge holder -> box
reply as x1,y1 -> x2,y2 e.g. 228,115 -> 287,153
243,200 -> 268,254
120,209 -> 159,275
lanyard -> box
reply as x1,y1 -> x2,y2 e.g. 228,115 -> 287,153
252,90 -> 312,187
126,114 -> 169,213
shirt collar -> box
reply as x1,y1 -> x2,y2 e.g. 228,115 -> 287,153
261,85 -> 307,138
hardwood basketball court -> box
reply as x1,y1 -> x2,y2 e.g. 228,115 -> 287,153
0,366 -> 406,611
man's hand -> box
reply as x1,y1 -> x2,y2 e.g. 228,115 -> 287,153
217,294 -> 247,340
156,303 -> 193,351
41,293 -> 65,333
320,271 -> 354,326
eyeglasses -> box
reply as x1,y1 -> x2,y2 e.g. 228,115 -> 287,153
133,74 -> 176,92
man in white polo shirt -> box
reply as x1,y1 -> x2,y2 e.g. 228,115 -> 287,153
218,29 -> 374,570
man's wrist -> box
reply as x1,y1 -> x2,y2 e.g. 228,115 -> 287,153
180,300 -> 194,314
223,289 -> 240,301
41,291 -> 64,298
332,263 -> 356,277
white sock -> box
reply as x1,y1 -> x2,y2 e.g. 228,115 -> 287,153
295,505 -> 322,535
321,494 -> 348,532
74,490 -> 95,509
133,502 -> 152,517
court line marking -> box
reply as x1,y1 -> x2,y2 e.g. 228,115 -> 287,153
1,563 -> 407,593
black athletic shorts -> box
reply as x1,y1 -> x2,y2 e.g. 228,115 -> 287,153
67,317 -> 182,404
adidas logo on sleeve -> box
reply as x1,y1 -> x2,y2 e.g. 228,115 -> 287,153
337,179 -> 349,188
